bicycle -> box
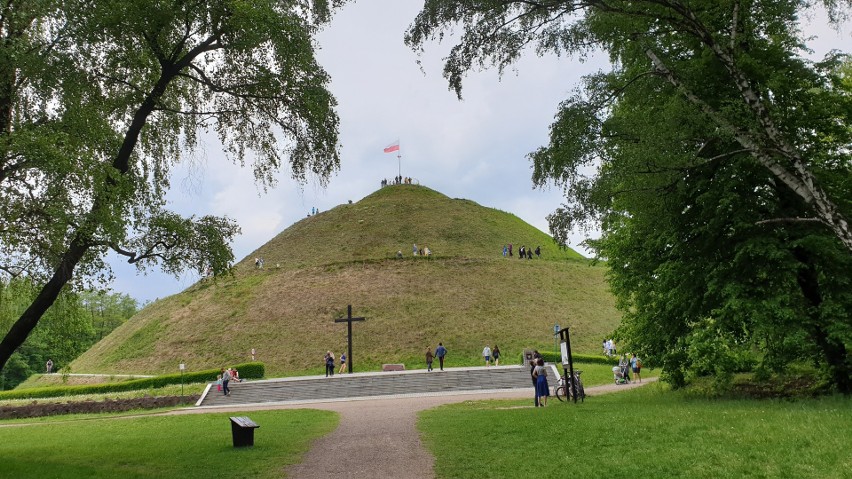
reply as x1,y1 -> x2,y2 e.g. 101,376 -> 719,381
555,369 -> 585,402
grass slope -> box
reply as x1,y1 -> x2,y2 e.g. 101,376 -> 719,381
72,186 -> 618,376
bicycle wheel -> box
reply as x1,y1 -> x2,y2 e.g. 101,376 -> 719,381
555,385 -> 567,402
576,379 -> 585,402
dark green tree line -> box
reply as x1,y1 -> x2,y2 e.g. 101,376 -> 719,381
0,279 -> 137,389
406,0 -> 852,392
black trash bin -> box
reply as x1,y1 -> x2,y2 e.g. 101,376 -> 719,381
229,416 -> 260,447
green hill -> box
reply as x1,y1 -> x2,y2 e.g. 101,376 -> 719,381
71,185 -> 619,376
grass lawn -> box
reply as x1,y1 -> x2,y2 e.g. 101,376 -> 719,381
418,384 -> 852,479
0,409 -> 338,479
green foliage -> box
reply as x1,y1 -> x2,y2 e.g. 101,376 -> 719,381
0,362 -> 263,400
0,278 -> 136,389
406,1 -> 852,393
0,0 -> 344,372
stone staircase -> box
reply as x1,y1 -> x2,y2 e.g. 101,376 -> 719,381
197,365 -> 535,407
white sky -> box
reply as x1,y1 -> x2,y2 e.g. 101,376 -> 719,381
106,1 -> 849,304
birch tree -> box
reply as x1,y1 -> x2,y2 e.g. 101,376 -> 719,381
0,0 -> 345,372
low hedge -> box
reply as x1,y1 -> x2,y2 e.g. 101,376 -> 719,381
520,351 -> 619,365
0,362 -> 264,401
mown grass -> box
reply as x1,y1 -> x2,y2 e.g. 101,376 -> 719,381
0,409 -> 338,479
418,384 -> 852,479
71,185 -> 620,377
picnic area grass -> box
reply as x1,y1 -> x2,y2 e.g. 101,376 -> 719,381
0,409 -> 338,479
418,383 -> 852,479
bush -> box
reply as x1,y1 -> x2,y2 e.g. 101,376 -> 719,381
519,351 -> 618,365
0,362 -> 264,400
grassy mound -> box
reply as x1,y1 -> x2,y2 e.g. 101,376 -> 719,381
72,185 -> 619,376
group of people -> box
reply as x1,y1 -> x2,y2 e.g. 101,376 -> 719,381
424,343 -> 448,371
411,243 -> 432,257
481,345 -> 501,366
323,351 -> 347,377
618,353 -> 643,382
502,244 -> 541,259
528,350 -> 549,407
381,176 -> 414,187
217,367 -> 242,396
602,338 -> 617,357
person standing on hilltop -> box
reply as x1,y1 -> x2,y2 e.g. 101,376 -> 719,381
502,244 -> 508,257
508,243 -> 513,257
535,246 -> 541,258
435,342 -> 447,371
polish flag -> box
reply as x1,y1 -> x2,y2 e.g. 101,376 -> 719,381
383,141 -> 400,153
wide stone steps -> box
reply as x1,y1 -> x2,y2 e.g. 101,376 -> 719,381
197,365 -> 535,407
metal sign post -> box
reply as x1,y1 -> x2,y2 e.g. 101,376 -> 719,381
555,326 -> 577,403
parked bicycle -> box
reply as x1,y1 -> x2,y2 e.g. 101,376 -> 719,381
555,369 -> 585,402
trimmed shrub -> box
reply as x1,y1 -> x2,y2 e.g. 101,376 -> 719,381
0,362 -> 264,400
519,351 -> 619,365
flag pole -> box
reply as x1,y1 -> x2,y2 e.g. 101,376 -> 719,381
397,140 -> 401,180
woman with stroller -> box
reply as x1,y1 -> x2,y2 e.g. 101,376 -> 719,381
618,354 -> 631,382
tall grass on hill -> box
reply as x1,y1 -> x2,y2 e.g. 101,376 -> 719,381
72,185 -> 619,376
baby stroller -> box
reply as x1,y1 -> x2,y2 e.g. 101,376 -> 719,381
613,365 -> 631,385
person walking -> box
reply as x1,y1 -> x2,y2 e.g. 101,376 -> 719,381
533,358 -> 550,407
435,342 -> 447,371
45,358 -> 53,374
483,345 -> 492,366
492,345 -> 501,366
339,352 -> 347,374
221,368 -> 231,396
425,347 -> 434,372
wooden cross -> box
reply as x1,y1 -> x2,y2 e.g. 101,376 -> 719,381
334,305 -> 365,373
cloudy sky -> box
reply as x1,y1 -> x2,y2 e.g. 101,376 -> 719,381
107,1 -> 848,304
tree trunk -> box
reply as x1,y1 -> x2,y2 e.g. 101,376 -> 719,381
793,248 -> 851,395
0,242 -> 88,369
